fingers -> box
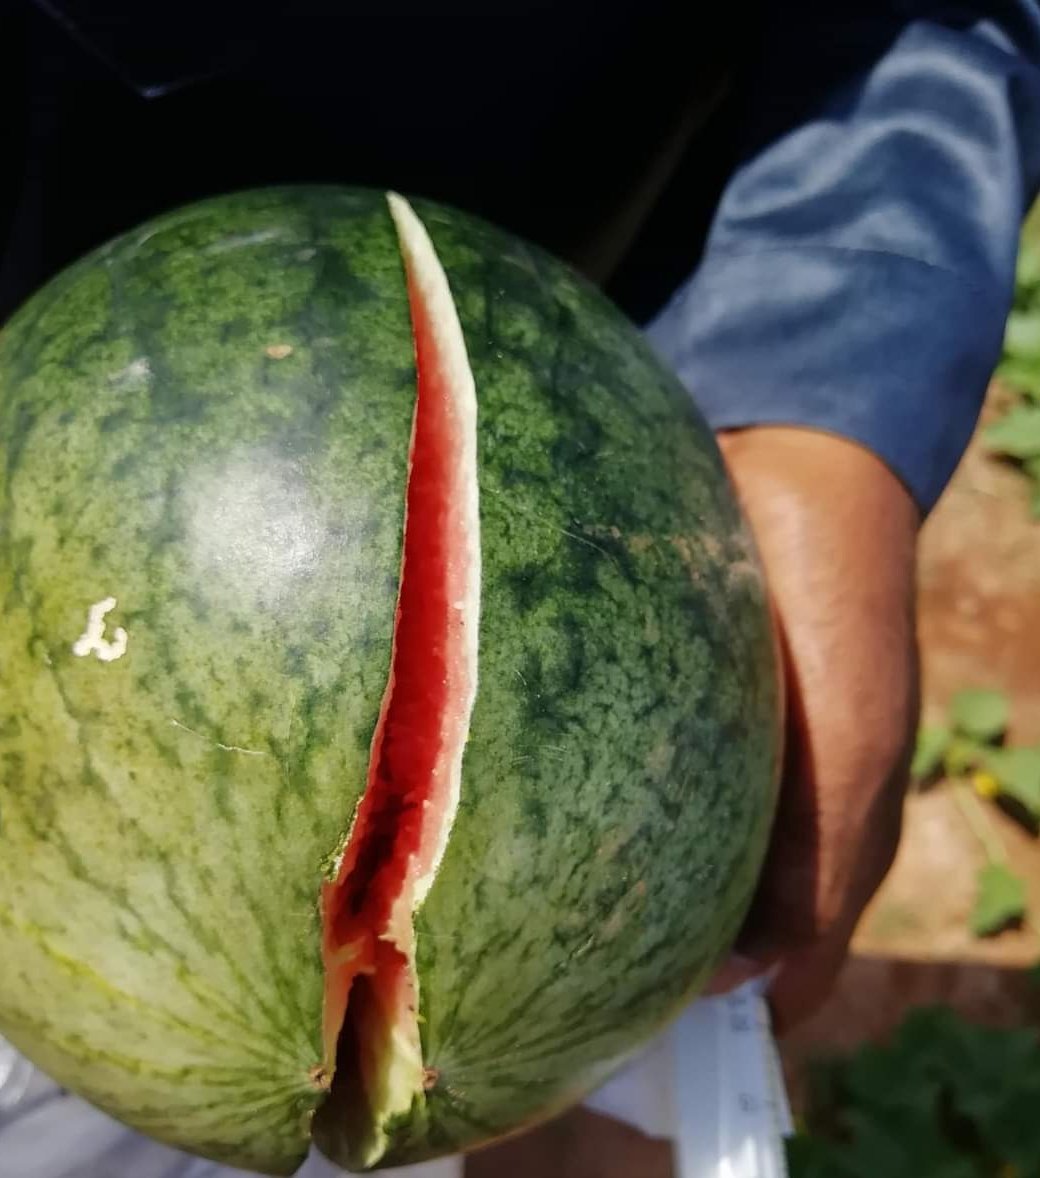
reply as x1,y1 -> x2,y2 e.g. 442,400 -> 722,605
702,954 -> 769,998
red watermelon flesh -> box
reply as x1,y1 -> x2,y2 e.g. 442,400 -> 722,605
320,194 -> 481,1148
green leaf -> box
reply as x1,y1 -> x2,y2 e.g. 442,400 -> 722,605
949,688 -> 1010,742
987,1080 -> 1040,1175
1016,243 -> 1040,292
1003,311 -> 1040,359
971,862 -> 1027,936
910,726 -> 951,780
983,405 -> 1040,459
791,1004 -> 1040,1178
982,746 -> 1040,818
995,357 -> 1040,397
944,735 -> 984,777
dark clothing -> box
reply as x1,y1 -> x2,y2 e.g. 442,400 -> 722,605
5,1 -> 1040,510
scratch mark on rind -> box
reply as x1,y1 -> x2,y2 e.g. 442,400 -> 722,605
169,719 -> 268,757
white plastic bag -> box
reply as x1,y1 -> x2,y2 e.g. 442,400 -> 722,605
585,979 -> 792,1178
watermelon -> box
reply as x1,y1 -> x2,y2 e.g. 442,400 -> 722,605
0,187 -> 782,1173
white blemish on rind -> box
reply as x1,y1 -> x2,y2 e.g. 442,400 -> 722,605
72,597 -> 128,663
108,357 -> 151,385
386,191 -> 481,907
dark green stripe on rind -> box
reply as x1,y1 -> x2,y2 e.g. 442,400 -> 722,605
0,189 -> 415,1173
353,201 -> 779,1166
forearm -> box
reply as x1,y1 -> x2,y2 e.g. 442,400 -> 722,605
714,426 -> 921,1027
719,426 -> 919,797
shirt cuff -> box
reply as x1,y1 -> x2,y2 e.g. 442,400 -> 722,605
646,243 -> 1008,513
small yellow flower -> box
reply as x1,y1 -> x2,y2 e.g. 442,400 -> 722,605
972,770 -> 1001,798
998,1163 -> 1018,1178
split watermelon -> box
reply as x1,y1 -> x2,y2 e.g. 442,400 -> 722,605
0,188 -> 781,1172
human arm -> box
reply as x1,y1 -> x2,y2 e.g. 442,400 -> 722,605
648,0 -> 1040,1026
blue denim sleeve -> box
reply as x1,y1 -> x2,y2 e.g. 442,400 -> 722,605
647,1 -> 1040,512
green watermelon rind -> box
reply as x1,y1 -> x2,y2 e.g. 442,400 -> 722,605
0,187 -> 782,1173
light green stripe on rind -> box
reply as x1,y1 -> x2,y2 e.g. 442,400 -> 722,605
0,189 -> 416,1174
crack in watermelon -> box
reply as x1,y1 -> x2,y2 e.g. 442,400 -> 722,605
317,194 -> 480,1168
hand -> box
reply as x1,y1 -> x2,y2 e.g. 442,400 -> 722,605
708,427 -> 921,1031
